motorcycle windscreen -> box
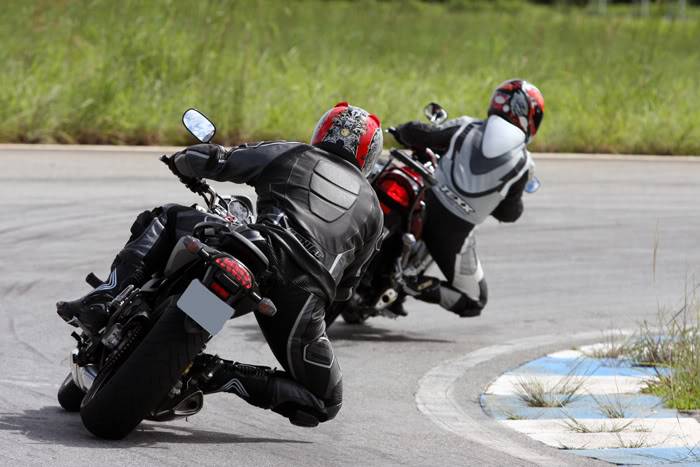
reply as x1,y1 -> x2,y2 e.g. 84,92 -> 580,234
177,279 -> 234,335
481,115 -> 526,158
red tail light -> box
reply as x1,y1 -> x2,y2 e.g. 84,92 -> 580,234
210,281 -> 231,300
379,179 -> 411,208
215,256 -> 252,289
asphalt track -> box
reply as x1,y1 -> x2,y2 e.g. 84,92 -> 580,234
0,146 -> 699,466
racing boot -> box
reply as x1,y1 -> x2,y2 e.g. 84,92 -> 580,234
402,275 -> 485,318
402,275 -> 441,303
56,251 -> 146,334
193,354 -> 327,427
388,294 -> 408,317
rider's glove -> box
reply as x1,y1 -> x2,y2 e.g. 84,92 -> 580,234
173,143 -> 226,179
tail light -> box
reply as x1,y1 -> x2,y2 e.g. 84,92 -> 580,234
380,202 -> 391,215
379,178 -> 411,208
214,256 -> 253,289
210,281 -> 231,300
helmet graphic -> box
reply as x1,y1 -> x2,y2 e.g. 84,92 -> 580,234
487,79 -> 544,141
311,102 -> 383,175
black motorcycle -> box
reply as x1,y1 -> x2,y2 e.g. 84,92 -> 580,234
57,109 -> 275,440
323,104 -> 446,327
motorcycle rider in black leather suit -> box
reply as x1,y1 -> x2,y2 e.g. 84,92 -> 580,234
57,102 -> 384,427
393,80 -> 544,318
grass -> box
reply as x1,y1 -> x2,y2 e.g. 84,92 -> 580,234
562,413 -> 633,433
592,393 -> 628,419
629,286 -> 700,411
1,0 -> 700,153
515,373 -> 586,408
615,433 -> 651,449
503,410 -> 526,421
581,330 -> 632,360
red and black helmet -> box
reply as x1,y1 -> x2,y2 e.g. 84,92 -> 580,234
311,102 -> 383,175
487,79 -> 544,142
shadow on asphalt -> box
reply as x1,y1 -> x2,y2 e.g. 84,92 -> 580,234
233,322 -> 453,344
327,324 -> 454,343
0,406 -> 311,448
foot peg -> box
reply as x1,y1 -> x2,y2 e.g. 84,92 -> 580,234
85,272 -> 104,288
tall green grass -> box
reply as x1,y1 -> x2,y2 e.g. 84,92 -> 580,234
1,0 -> 699,153
599,289 -> 700,410
635,292 -> 700,410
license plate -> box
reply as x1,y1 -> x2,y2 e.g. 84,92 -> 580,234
177,280 -> 234,335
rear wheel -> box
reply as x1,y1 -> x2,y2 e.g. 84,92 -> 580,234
80,296 -> 207,440
57,373 -> 84,412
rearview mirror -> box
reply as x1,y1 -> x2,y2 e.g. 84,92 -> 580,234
182,108 -> 216,143
525,176 -> 541,194
423,102 -> 448,125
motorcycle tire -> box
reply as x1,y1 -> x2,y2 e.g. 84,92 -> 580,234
57,373 -> 84,412
340,308 -> 368,325
80,296 -> 207,440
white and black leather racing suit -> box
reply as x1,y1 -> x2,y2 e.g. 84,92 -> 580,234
394,115 -> 533,317
61,141 -> 383,426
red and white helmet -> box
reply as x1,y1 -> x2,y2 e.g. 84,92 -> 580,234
311,102 -> 383,175
487,79 -> 544,142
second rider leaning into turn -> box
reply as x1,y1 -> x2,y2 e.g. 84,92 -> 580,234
393,79 -> 545,318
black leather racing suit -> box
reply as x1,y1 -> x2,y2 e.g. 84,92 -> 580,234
99,141 -> 383,422
395,118 -> 529,316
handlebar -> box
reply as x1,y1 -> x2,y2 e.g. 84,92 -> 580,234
160,155 -> 212,196
160,155 -> 220,210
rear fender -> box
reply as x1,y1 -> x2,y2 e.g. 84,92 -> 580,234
164,237 -> 199,277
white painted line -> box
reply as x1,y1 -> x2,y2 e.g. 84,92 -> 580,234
546,349 -> 585,359
0,143 -> 182,153
415,330 -> 617,466
0,144 -> 698,161
533,152 -> 700,162
486,373 -> 649,396
502,418 -> 700,450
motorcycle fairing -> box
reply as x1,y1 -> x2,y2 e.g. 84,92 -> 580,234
164,237 -> 199,277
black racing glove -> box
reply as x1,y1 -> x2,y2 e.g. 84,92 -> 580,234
172,143 -> 226,178
162,143 -> 224,195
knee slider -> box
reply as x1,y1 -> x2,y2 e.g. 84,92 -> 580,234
303,337 -> 334,369
323,380 -> 343,421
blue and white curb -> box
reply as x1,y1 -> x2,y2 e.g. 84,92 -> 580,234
481,344 -> 700,465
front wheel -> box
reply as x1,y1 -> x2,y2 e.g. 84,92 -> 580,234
57,373 -> 84,412
80,296 -> 207,440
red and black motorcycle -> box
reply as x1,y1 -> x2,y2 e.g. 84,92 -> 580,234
324,104 -> 447,327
